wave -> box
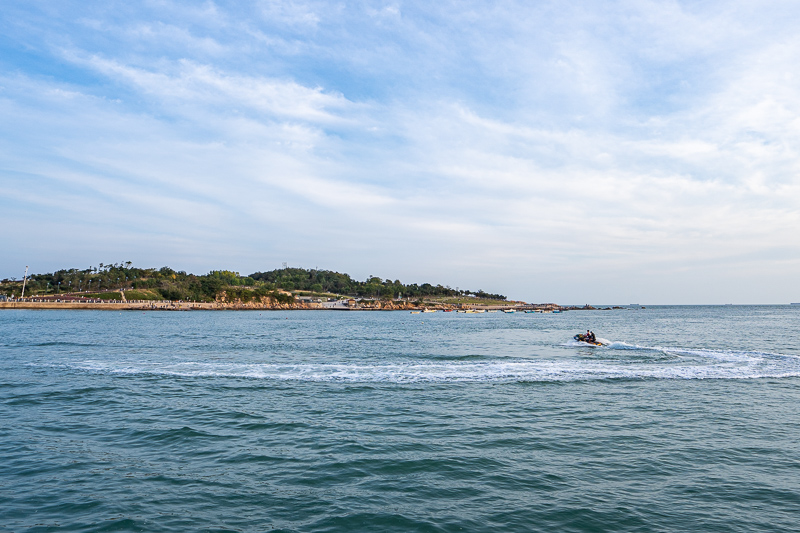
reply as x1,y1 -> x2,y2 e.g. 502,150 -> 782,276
572,340 -> 793,361
40,350 -> 800,383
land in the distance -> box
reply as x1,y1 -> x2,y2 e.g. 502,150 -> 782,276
0,263 -> 594,311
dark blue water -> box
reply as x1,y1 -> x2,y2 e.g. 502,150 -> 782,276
2,307 -> 799,532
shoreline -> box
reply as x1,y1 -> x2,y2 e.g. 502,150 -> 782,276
0,301 -> 575,312
0,301 -> 318,311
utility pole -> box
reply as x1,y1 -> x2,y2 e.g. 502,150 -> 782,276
21,266 -> 29,299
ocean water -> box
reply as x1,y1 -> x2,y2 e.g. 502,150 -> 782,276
1,306 -> 799,532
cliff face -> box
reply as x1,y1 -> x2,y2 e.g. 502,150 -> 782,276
214,292 -> 321,310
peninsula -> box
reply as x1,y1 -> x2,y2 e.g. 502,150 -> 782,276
0,263 -> 569,311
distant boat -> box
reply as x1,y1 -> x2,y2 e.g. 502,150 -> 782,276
503,309 -> 515,313
422,309 -> 437,313
410,311 -> 421,314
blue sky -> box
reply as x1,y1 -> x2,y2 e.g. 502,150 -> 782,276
2,0 -> 799,303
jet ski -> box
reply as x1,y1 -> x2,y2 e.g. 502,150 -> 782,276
574,333 -> 605,346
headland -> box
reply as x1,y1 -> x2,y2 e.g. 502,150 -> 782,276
1,263 -> 609,312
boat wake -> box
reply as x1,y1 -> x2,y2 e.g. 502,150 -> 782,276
40,345 -> 800,384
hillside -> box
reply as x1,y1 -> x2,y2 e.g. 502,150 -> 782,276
1,264 -> 507,303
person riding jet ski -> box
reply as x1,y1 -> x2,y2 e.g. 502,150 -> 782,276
574,330 -> 601,345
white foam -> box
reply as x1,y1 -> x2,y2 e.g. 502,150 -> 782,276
50,350 -> 800,383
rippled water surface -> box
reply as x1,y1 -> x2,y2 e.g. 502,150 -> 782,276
2,306 -> 800,532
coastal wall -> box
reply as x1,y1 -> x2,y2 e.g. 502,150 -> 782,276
0,300 -> 323,311
0,298 -> 570,312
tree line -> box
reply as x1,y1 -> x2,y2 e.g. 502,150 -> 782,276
1,264 -> 506,301
249,268 -> 505,300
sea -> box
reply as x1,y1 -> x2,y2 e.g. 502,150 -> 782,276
1,306 -> 799,532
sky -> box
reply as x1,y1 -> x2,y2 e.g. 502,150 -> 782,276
2,0 -> 799,304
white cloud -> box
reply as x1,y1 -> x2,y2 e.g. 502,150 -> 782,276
257,0 -> 324,27
66,53 -> 352,123
2,1 -> 800,302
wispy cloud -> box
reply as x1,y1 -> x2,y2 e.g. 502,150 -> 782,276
66,53 -> 352,123
1,1 -> 800,302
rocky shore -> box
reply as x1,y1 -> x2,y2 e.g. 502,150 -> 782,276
0,294 -> 593,312
0,300 -> 582,312
0,299 -> 320,311
0,300 -> 423,311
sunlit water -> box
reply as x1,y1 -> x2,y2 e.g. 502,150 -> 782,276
2,307 -> 799,532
